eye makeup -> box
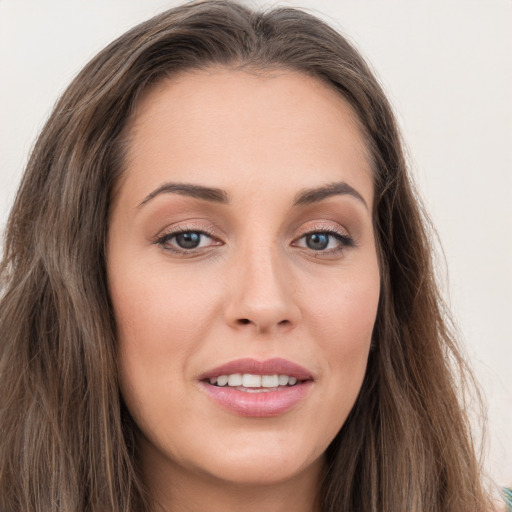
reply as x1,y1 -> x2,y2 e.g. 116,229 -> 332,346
152,223 -> 223,255
293,228 -> 355,253
142,188 -> 367,262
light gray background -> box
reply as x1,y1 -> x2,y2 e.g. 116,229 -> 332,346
1,0 -> 511,486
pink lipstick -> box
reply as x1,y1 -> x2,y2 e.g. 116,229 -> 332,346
198,358 -> 314,417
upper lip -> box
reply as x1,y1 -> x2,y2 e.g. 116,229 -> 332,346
198,358 -> 314,381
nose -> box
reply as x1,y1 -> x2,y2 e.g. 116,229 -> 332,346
224,245 -> 301,334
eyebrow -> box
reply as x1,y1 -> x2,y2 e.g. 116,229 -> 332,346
137,182 -> 229,208
293,182 -> 368,210
137,180 -> 367,210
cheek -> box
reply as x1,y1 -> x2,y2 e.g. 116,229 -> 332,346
285,265 -> 379,453
110,259 -> 222,345
305,266 -> 379,346
302,264 -> 379,394
109,260 -> 226,408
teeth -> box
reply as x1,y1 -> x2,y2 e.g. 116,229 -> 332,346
209,373 -> 299,388
242,374 -> 261,387
227,373 -> 242,386
261,374 -> 278,387
216,375 -> 228,387
278,374 -> 289,386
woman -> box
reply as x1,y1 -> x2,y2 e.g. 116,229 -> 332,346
0,1 -> 495,510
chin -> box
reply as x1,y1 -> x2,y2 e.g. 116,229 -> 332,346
141,426 -> 327,489
193,449 -> 325,487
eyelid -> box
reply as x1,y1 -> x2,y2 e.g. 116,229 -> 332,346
152,222 -> 224,254
294,221 -> 351,239
291,221 -> 355,254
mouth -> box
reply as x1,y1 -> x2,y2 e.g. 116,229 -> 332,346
198,358 -> 314,417
207,372 -> 300,392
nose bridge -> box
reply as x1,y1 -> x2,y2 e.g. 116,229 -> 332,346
225,235 -> 300,332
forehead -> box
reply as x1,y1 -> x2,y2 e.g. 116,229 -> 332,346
118,67 -> 373,207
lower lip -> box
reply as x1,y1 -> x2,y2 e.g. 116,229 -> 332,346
200,381 -> 313,417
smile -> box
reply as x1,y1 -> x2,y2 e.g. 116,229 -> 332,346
199,358 -> 314,417
209,373 -> 299,391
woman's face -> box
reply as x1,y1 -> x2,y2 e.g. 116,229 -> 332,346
107,68 -> 380,491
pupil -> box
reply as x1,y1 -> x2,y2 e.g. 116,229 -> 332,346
176,232 -> 201,249
306,233 -> 329,250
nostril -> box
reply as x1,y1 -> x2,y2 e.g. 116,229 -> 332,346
236,318 -> 291,327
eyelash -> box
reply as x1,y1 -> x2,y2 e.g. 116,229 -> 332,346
292,228 -> 355,255
154,226 -> 355,256
154,226 -> 219,254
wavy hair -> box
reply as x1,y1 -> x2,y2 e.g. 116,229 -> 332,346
0,1 -> 491,510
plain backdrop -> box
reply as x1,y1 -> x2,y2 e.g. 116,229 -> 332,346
1,0 -> 511,486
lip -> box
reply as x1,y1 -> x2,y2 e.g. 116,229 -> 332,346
198,358 -> 314,418
198,357 -> 314,381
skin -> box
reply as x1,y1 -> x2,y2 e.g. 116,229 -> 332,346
107,68 -> 380,512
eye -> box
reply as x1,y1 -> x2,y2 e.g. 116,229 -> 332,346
305,233 -> 332,251
173,231 -> 206,249
155,229 -> 220,253
293,229 -> 354,253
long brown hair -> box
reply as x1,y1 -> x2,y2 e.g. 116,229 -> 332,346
0,1 -> 492,510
